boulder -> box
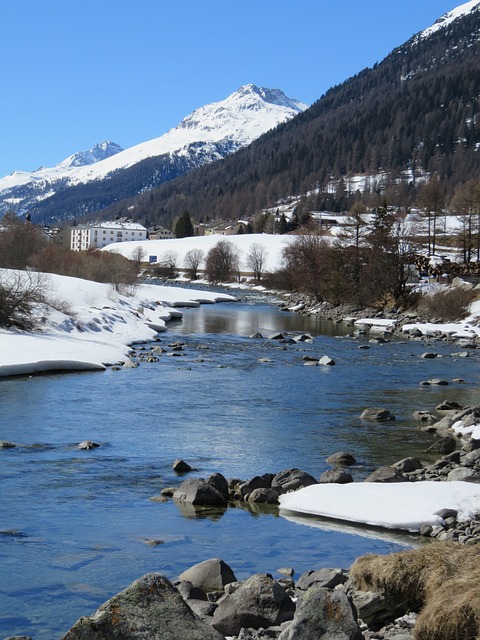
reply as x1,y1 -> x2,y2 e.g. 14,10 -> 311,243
236,475 -> 270,498
173,478 -> 228,507
59,573 -> 224,640
319,469 -> 353,484
271,468 -> 318,495
318,355 -> 335,366
178,558 -> 237,593
296,568 -> 348,591
413,411 -> 436,424
78,440 -> 100,450
360,408 -> 395,421
206,473 -> 229,501
364,466 -> 408,483
247,488 -> 279,504
278,587 -> 362,640
173,459 -> 196,473
447,467 -> 480,482
426,436 -> 457,455
212,573 -> 295,636
326,451 -> 356,466
392,457 -> 423,473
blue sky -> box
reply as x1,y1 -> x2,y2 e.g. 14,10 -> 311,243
0,0 -> 462,177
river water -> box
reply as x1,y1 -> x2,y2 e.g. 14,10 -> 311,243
1,291 -> 479,639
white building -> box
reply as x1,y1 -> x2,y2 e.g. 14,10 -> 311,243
70,222 -> 147,251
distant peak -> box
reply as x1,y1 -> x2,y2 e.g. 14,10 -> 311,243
234,84 -> 307,111
58,140 -> 124,168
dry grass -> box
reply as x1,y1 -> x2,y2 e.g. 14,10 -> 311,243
416,286 -> 478,322
350,543 -> 480,640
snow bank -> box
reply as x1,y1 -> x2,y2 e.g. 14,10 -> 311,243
102,233 -> 293,274
279,481 -> 480,532
0,269 -> 234,377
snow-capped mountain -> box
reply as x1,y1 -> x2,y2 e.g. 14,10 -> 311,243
419,0 -> 480,39
57,141 -> 124,169
0,84 -> 307,221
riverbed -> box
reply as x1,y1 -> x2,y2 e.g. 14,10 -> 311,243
1,292 -> 479,639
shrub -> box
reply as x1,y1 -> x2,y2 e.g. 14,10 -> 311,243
0,270 -> 51,331
205,240 -> 240,283
416,285 -> 478,321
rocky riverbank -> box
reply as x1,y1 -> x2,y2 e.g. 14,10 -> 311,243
49,397 -> 480,640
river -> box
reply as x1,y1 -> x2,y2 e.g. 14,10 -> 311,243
1,290 -> 479,639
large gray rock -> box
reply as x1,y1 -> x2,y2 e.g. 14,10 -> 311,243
173,478 -> 228,507
360,408 -> 395,421
319,469 -> 353,484
296,568 -> 348,591
212,573 -> 295,636
247,488 -> 279,504
278,587 -> 362,640
326,451 -> 356,466
271,468 -> 318,495
178,558 -> 237,593
59,573 -> 225,640
206,473 -> 229,500
364,466 -> 408,483
392,457 -> 423,473
426,436 -> 457,455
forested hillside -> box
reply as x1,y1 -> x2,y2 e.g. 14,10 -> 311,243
30,5 -> 480,227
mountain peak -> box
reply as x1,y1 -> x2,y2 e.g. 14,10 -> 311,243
58,140 -> 124,169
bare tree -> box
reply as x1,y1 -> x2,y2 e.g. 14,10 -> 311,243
0,270 -> 51,330
184,248 -> 204,280
246,243 -> 267,282
450,179 -> 480,263
418,174 -> 445,256
205,240 -> 240,283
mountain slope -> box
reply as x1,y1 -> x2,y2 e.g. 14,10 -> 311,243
0,85 -> 306,222
94,0 -> 480,226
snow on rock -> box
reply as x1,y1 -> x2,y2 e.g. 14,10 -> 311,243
279,481 -> 480,532
0,269 -> 234,377
419,0 -> 480,39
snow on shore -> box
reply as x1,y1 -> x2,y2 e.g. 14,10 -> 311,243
279,481 -> 480,533
0,269 -> 234,377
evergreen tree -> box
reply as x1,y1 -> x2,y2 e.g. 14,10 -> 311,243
174,210 -> 194,238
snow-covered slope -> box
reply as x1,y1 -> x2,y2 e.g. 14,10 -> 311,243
419,0 -> 480,39
0,85 -> 307,218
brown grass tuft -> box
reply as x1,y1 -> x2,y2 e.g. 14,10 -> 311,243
350,543 -> 480,639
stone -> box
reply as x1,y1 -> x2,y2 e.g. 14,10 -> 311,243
326,451 -> 356,466
413,410 -> 436,423
351,590 -> 401,630
0,441 -> 17,448
173,478 -> 228,507
206,473 -> 229,500
426,436 -> 456,455
271,468 -> 318,495
178,558 -> 237,593
175,580 -> 208,601
279,587 -> 362,640
78,440 -> 100,450
392,457 -> 423,473
173,459 -> 196,473
360,408 -> 395,421
237,475 -> 270,498
59,573 -> 224,640
435,400 -> 462,411
319,355 -> 335,366
364,466 -> 408,483
319,469 -> 354,484
247,488 -> 279,504
212,573 -> 295,636
266,332 -> 285,340
420,352 -> 439,358
427,378 -> 449,385
249,332 -> 263,339
296,568 -> 348,591
447,467 -> 480,482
